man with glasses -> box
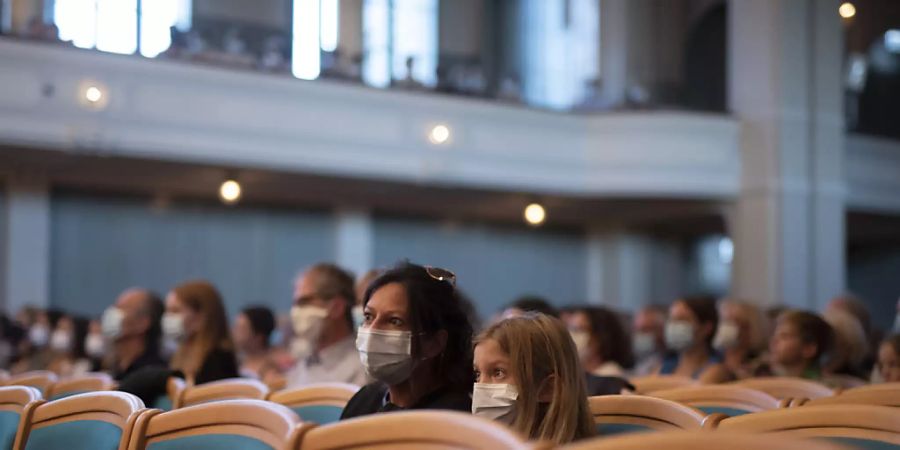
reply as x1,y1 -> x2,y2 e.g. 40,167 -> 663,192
286,263 -> 368,388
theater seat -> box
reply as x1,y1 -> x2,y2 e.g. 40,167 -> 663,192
651,385 -> 784,416
267,383 -> 358,425
0,386 -> 41,450
47,373 -> 115,401
127,399 -> 305,450
628,376 -> 696,394
177,378 -> 268,408
14,391 -> 146,450
717,404 -> 900,449
296,410 -> 531,450
561,430 -> 851,450
151,378 -> 184,411
733,377 -> 833,401
5,371 -> 58,397
588,395 -> 704,436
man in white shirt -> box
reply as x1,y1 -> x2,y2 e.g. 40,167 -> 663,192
286,263 -> 368,388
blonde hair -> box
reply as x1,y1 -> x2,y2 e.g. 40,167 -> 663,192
169,280 -> 234,378
476,314 -> 594,444
719,299 -> 768,354
823,309 -> 868,371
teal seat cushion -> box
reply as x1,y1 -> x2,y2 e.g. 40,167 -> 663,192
696,406 -> 752,417
825,437 -> 900,450
23,420 -> 121,450
147,434 -> 275,450
597,423 -> 653,435
152,396 -> 172,411
49,391 -> 89,401
292,405 -> 343,425
0,411 -> 20,450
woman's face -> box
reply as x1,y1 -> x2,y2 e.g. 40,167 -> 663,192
166,293 -> 200,338
474,338 -> 517,386
362,282 -> 411,332
721,305 -> 752,349
670,301 -> 705,343
878,342 -> 900,383
232,313 -> 254,351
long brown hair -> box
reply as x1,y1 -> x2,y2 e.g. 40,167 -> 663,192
476,314 -> 594,444
169,280 -> 233,378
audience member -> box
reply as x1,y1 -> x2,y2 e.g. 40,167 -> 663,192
714,300 -> 768,380
286,263 -> 367,387
473,314 -> 594,444
566,306 -> 634,377
876,334 -> 900,383
102,288 -> 167,380
631,305 -> 667,376
826,294 -> 877,367
657,296 -> 728,382
47,314 -> 93,377
341,263 -> 473,419
84,319 -> 106,362
233,305 -> 280,380
12,308 -> 63,374
755,310 -> 832,380
165,280 -> 238,385
823,309 -> 869,380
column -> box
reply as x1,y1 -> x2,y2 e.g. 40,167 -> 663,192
3,176 -> 51,313
334,208 -> 374,277
728,0 -> 845,309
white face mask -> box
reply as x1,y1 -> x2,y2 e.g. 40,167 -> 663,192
50,330 -> 72,352
633,332 -> 657,358
569,330 -> 591,360
351,305 -> 365,329
162,312 -> 186,341
291,305 -> 328,341
356,327 -> 414,385
29,325 -> 49,347
101,307 -> 125,338
665,320 -> 695,352
472,383 -> 519,423
85,333 -> 106,358
712,321 -> 740,351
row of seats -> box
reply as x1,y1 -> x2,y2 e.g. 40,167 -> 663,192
1,386 -> 898,450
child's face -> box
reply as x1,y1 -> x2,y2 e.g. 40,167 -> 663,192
878,342 -> 900,382
474,338 -> 517,387
769,321 -> 808,366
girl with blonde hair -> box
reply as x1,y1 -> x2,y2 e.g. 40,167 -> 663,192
472,313 -> 594,444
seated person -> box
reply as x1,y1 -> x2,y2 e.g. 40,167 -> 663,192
341,263 -> 473,419
164,280 -> 238,385
876,334 -> 900,383
630,305 -> 667,376
233,305 -> 281,381
566,306 -> 634,378
473,313 -> 595,444
102,288 -> 167,380
46,314 -> 92,377
754,310 -> 832,380
822,309 -> 869,380
714,300 -> 768,380
656,296 -> 728,382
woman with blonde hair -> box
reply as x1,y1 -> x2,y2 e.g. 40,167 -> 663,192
472,313 -> 594,445
712,299 -> 768,380
164,280 -> 238,385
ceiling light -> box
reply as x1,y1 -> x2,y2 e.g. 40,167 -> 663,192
428,124 -> 451,145
219,180 -> 242,205
524,203 -> 546,226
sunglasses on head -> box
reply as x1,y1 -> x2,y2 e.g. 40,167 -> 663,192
425,266 -> 457,287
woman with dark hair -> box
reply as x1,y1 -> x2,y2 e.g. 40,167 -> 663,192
340,262 -> 474,419
656,296 -> 728,381
47,315 -> 93,376
233,305 -> 281,380
566,306 -> 634,377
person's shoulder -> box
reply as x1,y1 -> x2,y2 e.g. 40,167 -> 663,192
427,387 -> 472,412
340,382 -> 387,420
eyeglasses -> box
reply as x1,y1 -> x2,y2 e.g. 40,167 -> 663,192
425,266 -> 457,287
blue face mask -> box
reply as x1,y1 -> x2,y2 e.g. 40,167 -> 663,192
269,328 -> 284,347
351,306 -> 365,329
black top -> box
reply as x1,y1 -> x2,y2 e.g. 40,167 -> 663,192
584,373 -> 635,396
340,382 -> 472,420
195,347 -> 239,385
112,348 -> 167,381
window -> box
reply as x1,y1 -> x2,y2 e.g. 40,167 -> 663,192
292,0 -> 342,80
54,0 -> 191,57
519,0 -> 599,109
362,0 -> 438,88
